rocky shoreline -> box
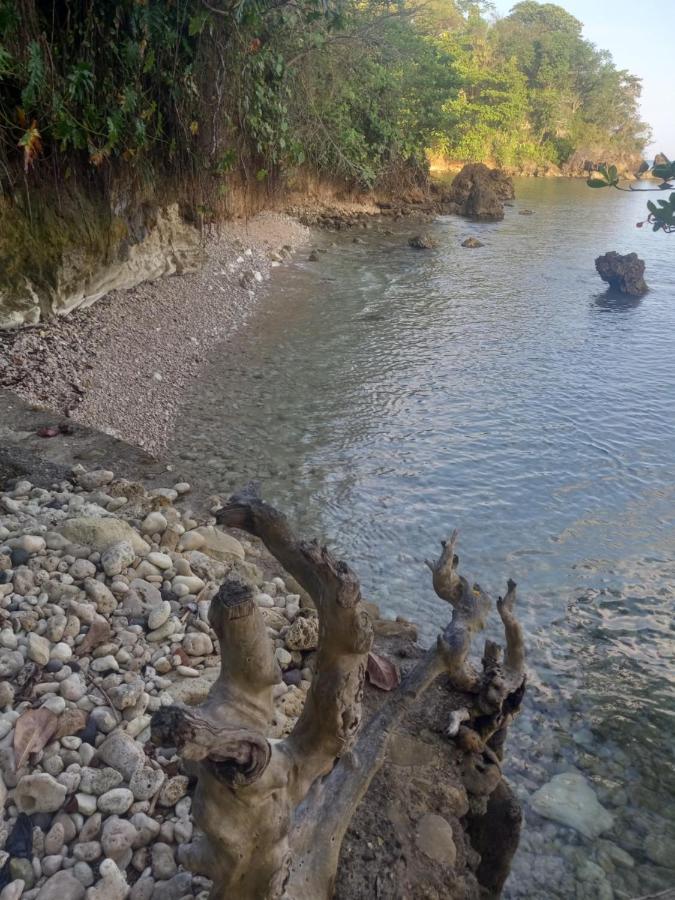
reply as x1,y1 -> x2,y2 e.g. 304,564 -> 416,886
0,213 -> 309,457
0,463 -> 397,899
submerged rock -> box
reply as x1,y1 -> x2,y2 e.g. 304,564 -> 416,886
530,772 -> 614,839
409,234 -> 437,250
595,251 -> 648,296
461,237 -> 484,248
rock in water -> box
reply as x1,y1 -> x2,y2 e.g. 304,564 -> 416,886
530,772 -> 614,839
439,163 -> 514,221
595,251 -> 648,296
461,237 -> 484,248
409,234 -> 437,250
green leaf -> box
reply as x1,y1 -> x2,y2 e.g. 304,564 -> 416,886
587,178 -> 609,188
189,12 -> 209,36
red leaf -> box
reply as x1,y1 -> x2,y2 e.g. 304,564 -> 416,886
366,651 -> 400,691
37,426 -> 60,438
14,708 -> 58,769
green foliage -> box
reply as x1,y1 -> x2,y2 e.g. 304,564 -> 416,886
588,157 -> 675,233
430,1 -> 648,171
0,0 -> 652,202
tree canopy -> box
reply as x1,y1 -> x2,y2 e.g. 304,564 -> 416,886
0,0 -> 650,201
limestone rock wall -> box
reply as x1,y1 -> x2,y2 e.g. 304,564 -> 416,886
0,204 -> 204,330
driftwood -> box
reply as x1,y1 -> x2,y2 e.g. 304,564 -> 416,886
151,486 -> 527,899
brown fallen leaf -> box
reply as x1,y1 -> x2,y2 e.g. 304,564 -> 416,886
54,707 -> 87,741
366,651 -> 401,692
14,707 -> 58,769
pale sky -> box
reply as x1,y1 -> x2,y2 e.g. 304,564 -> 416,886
492,1 -> 674,153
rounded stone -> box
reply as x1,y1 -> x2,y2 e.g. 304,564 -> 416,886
98,787 -> 134,815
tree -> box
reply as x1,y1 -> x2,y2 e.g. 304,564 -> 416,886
587,158 -> 675,233
150,486 -> 527,899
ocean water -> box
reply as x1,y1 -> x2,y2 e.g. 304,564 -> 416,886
169,178 -> 675,898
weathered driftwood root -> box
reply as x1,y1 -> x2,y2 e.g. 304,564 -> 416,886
150,488 -> 526,900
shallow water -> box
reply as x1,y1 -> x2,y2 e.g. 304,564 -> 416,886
170,178 -> 675,898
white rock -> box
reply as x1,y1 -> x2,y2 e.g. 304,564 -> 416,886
147,602 -> 171,631
172,575 -> 204,593
141,513 -> 167,535
75,793 -> 98,816
530,772 -> 614,839
15,773 -> 67,813
147,552 -> 172,571
90,655 -> 119,673
173,483 -> 191,494
50,642 -> 73,663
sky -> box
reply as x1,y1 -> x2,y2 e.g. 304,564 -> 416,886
491,0 -> 675,152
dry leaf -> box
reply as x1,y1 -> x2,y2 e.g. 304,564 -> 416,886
366,651 -> 401,692
14,708 -> 58,769
55,707 -> 87,741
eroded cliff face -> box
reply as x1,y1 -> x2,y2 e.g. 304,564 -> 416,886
0,200 -> 203,330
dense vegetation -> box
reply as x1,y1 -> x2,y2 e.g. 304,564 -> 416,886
0,0 -> 650,207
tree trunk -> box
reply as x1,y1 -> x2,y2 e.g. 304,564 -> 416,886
151,486 -> 527,899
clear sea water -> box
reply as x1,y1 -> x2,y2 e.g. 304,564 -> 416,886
169,178 -> 675,899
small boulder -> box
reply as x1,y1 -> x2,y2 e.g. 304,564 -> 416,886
595,251 -> 648,296
441,163 -> 514,221
461,237 -> 484,248
408,234 -> 437,250
530,772 -> 613,839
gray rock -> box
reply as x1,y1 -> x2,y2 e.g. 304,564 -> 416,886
98,731 -> 146,780
69,559 -> 97,581
72,862 -> 94,888
79,766 -> 123,796
83,579 -> 117,615
151,843 -> 177,880
129,766 -> 164,801
130,813 -> 161,848
530,772 -> 614,839
0,649 -> 24,679
150,872 -> 192,900
101,541 -> 135,577
101,816 -> 137,866
73,842 -> 102,863
36,870 -> 85,900
59,518 -> 148,555
97,787 -> 134,815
